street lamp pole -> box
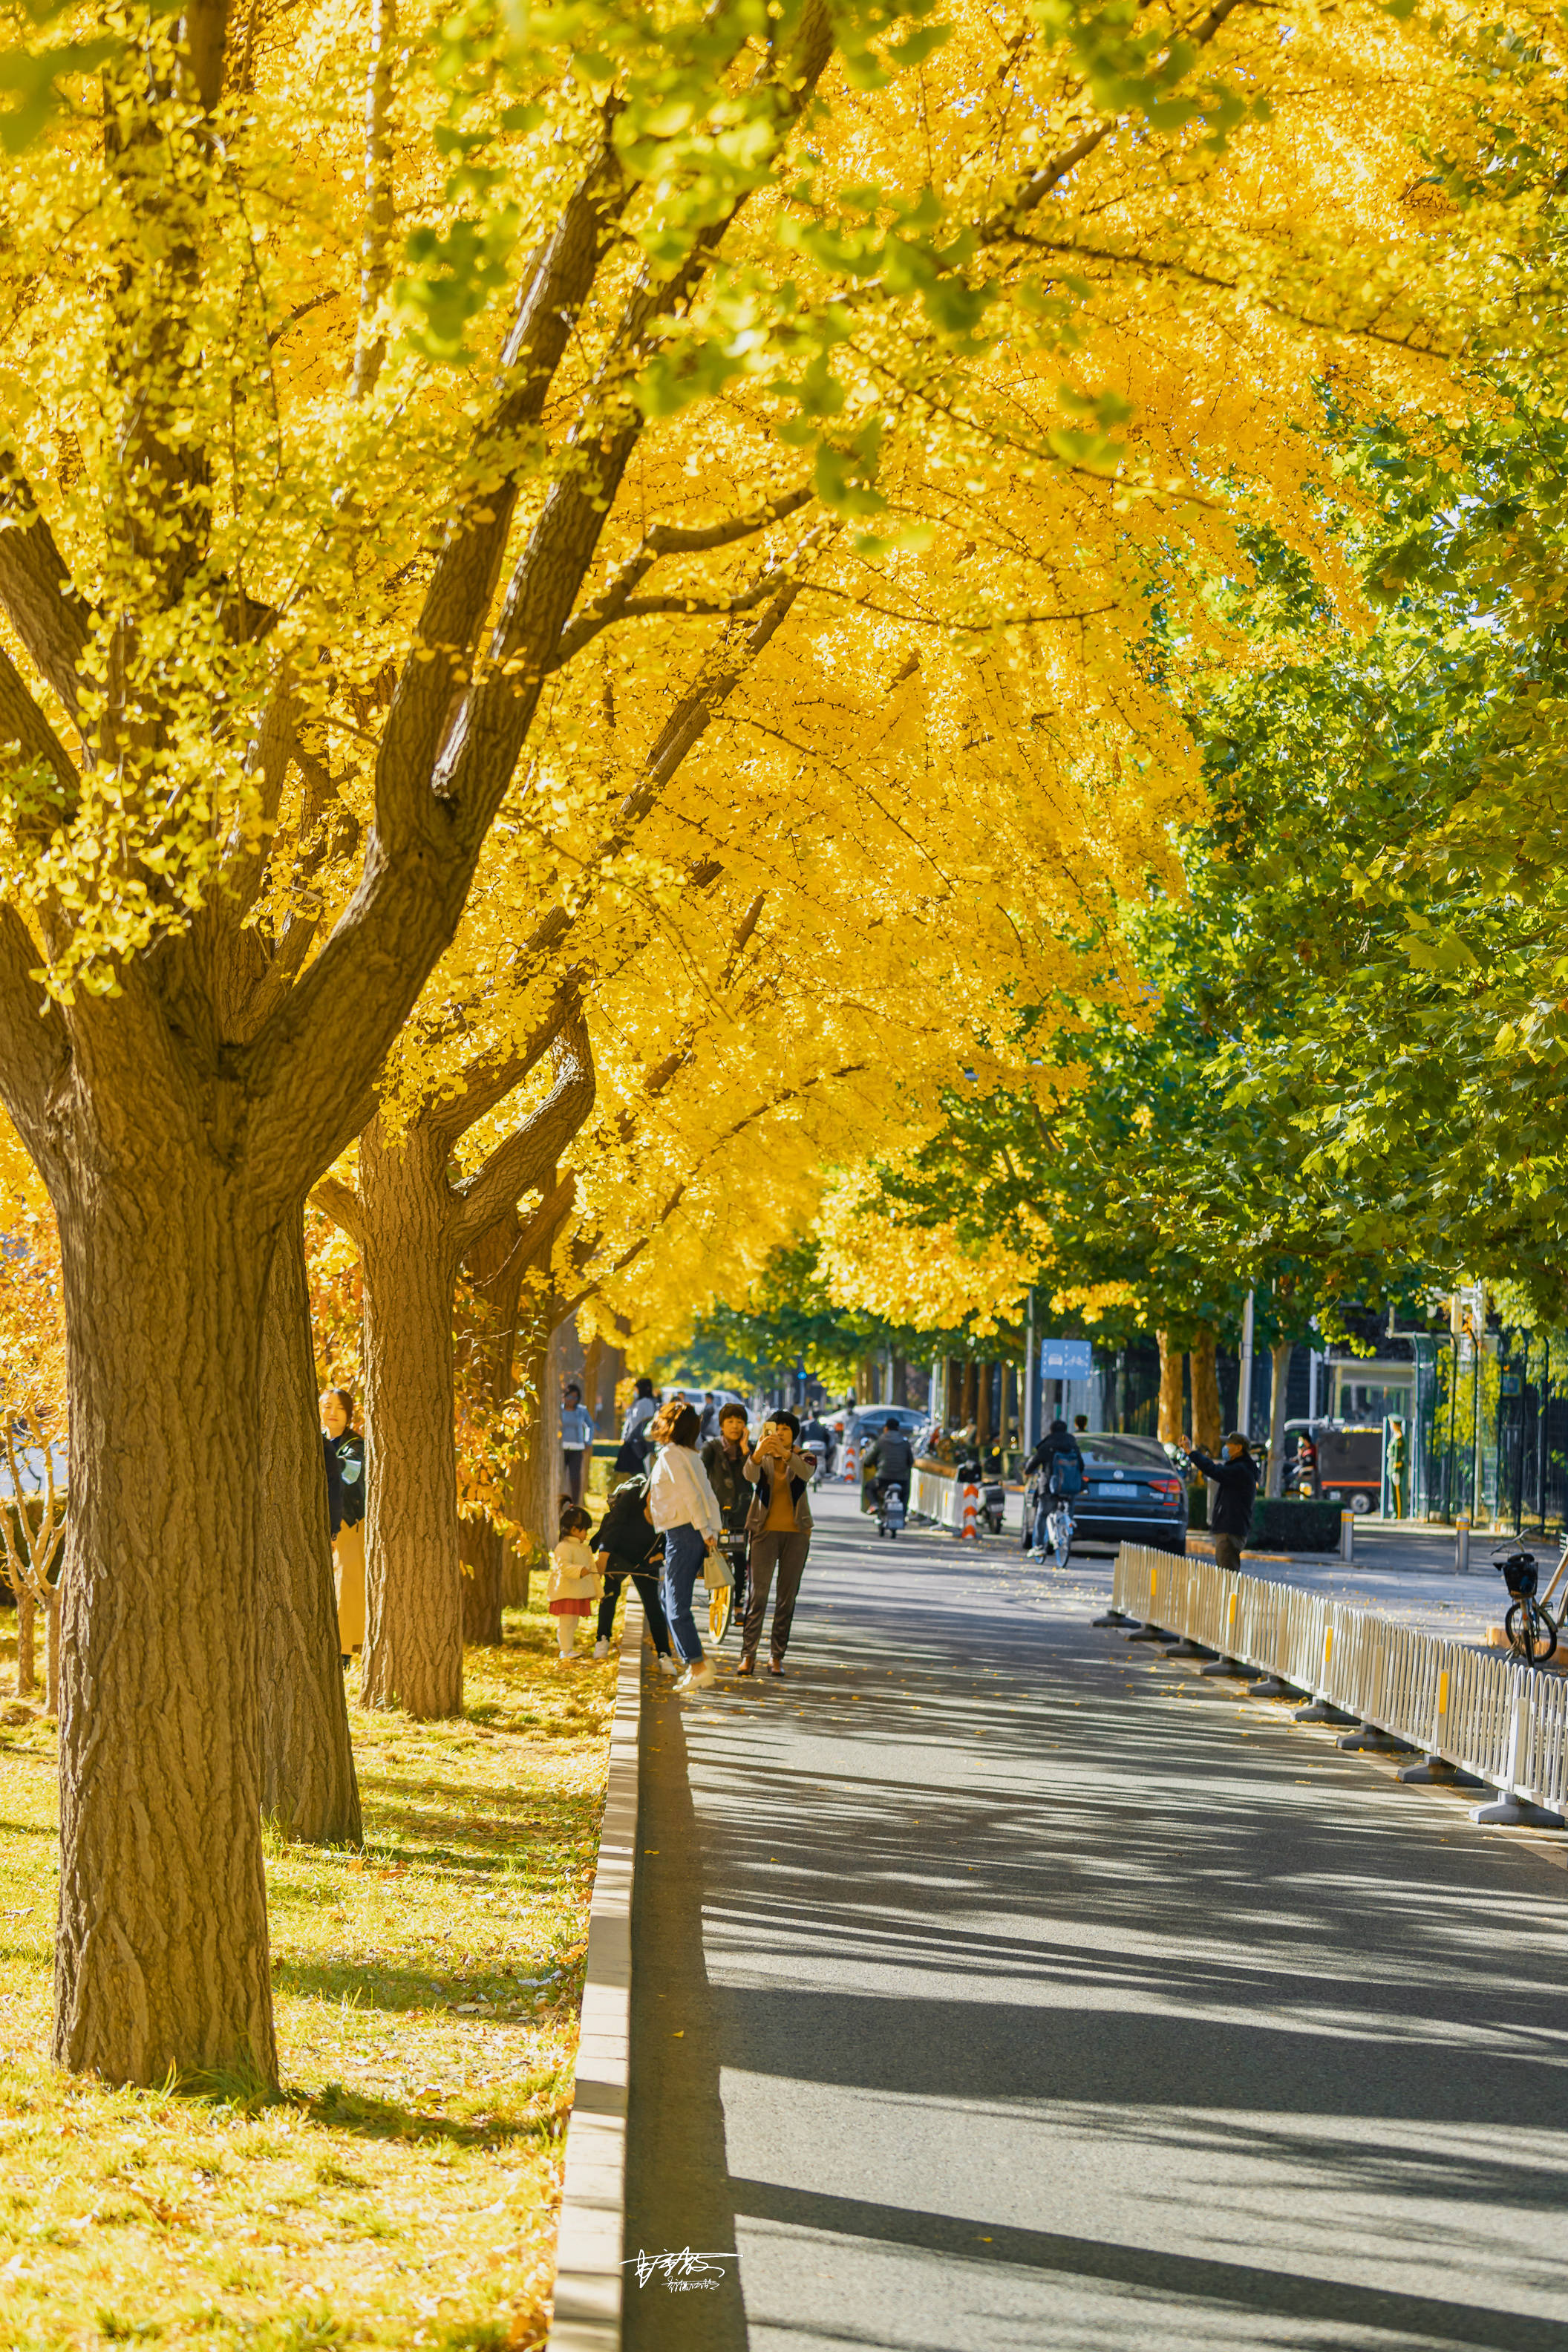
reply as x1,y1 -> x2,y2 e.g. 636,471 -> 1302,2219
1239,1289 -> 1255,1442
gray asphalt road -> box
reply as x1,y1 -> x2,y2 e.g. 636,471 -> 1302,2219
624,1486 -> 1568,2352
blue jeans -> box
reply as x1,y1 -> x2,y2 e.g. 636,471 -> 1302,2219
661,1523 -> 708,1665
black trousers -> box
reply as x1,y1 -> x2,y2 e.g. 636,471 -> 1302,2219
562,1447 -> 585,1503
596,1561 -> 671,1654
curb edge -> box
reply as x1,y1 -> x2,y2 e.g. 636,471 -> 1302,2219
546,1593 -> 644,2352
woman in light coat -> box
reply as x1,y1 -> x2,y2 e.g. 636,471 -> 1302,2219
647,1400 -> 722,1692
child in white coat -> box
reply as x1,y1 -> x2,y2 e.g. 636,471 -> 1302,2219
549,1503 -> 602,1664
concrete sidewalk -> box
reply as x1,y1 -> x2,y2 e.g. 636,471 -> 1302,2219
624,1488 -> 1568,2351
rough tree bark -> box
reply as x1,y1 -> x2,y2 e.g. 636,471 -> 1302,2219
323,1013 -> 593,1715
1156,1331 -> 1186,1444
359,1116 -> 467,1717
52,1152 -> 277,2086
455,1212 -> 533,1643
1190,1327 -> 1223,1454
16,1592 -> 33,1699
42,1582 -> 59,1721
258,1212 -> 362,1841
1267,1339 -> 1294,1497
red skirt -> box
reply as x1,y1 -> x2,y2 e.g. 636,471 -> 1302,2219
549,1598 -> 591,1616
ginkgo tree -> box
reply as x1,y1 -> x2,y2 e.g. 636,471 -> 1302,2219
0,0 -> 1558,2097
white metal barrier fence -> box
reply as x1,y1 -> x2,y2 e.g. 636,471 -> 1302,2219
1111,1542 -> 1568,1824
910,1466 -> 973,1533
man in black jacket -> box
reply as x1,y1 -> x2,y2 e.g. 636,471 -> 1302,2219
1187,1432 -> 1259,1572
866,1419 -> 915,1503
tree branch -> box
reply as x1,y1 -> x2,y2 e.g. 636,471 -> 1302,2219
427,975 -> 582,1154
351,0 -> 398,402
0,903 -> 70,1153
448,1004 -> 595,1256
0,644 -> 79,814
549,483 -> 815,670
979,0 -> 1247,242
0,453 -> 93,728
309,1173 -> 364,1250
177,0 -> 232,110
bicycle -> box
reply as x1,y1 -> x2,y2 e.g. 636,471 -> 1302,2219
1044,1496 -> 1074,1569
1496,1546 -> 1558,1666
1024,1473 -> 1073,1569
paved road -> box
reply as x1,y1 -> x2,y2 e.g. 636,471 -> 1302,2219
624,1486 -> 1568,2352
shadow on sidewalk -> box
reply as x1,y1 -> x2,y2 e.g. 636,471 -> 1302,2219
625,1660 -> 747,2352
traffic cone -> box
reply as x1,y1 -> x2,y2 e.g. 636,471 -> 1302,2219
958,1481 -> 978,1541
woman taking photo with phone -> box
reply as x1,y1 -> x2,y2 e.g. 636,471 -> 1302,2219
741,1408 -> 815,1678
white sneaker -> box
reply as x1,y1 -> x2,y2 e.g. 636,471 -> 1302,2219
674,1659 -> 716,1693
657,1653 -> 676,1676
593,1639 -> 610,1662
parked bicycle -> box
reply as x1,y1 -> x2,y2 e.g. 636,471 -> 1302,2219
1496,1546 -> 1558,1666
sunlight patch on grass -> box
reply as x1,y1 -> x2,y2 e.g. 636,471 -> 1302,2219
0,1604 -> 619,2348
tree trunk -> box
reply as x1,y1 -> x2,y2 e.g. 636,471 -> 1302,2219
43,1583 -> 59,1721
460,1513 -> 505,1644
1190,1327 -> 1223,1454
16,1591 -> 34,1699
1267,1339 -> 1293,1498
257,1209 -> 362,1841
1156,1331 -> 1185,1444
581,1332 -> 604,1431
976,1360 -> 992,1449
359,1120 -> 463,1719
513,1316 -> 564,1563
53,1167 -> 276,2088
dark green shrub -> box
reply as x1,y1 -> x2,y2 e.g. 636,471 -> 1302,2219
1250,1497 -> 1342,1551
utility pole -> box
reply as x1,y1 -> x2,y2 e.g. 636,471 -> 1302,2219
1239,1290 -> 1255,1442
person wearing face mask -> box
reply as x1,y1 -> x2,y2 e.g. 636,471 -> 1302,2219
1186,1431 -> 1259,1572
320,1387 -> 368,1666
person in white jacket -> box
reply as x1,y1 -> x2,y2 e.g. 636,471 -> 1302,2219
647,1400 -> 722,1691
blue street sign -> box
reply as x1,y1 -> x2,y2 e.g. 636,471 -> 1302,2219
1040,1339 -> 1093,1379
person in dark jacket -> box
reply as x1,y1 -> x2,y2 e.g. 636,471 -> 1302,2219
1024,1418 -> 1083,1555
701,1405 -> 754,1545
1187,1431 -> 1259,1572
321,1388 -> 367,1665
591,1474 -> 674,1670
865,1420 -> 914,1501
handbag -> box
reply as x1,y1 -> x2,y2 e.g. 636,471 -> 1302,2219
702,1544 -> 734,1592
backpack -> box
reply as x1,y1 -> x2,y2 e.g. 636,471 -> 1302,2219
1048,1446 -> 1084,1498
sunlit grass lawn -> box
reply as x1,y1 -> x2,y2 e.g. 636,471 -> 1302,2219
0,1601 -> 618,2351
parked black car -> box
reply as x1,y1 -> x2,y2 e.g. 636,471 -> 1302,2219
1068,1434 -> 1188,1555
